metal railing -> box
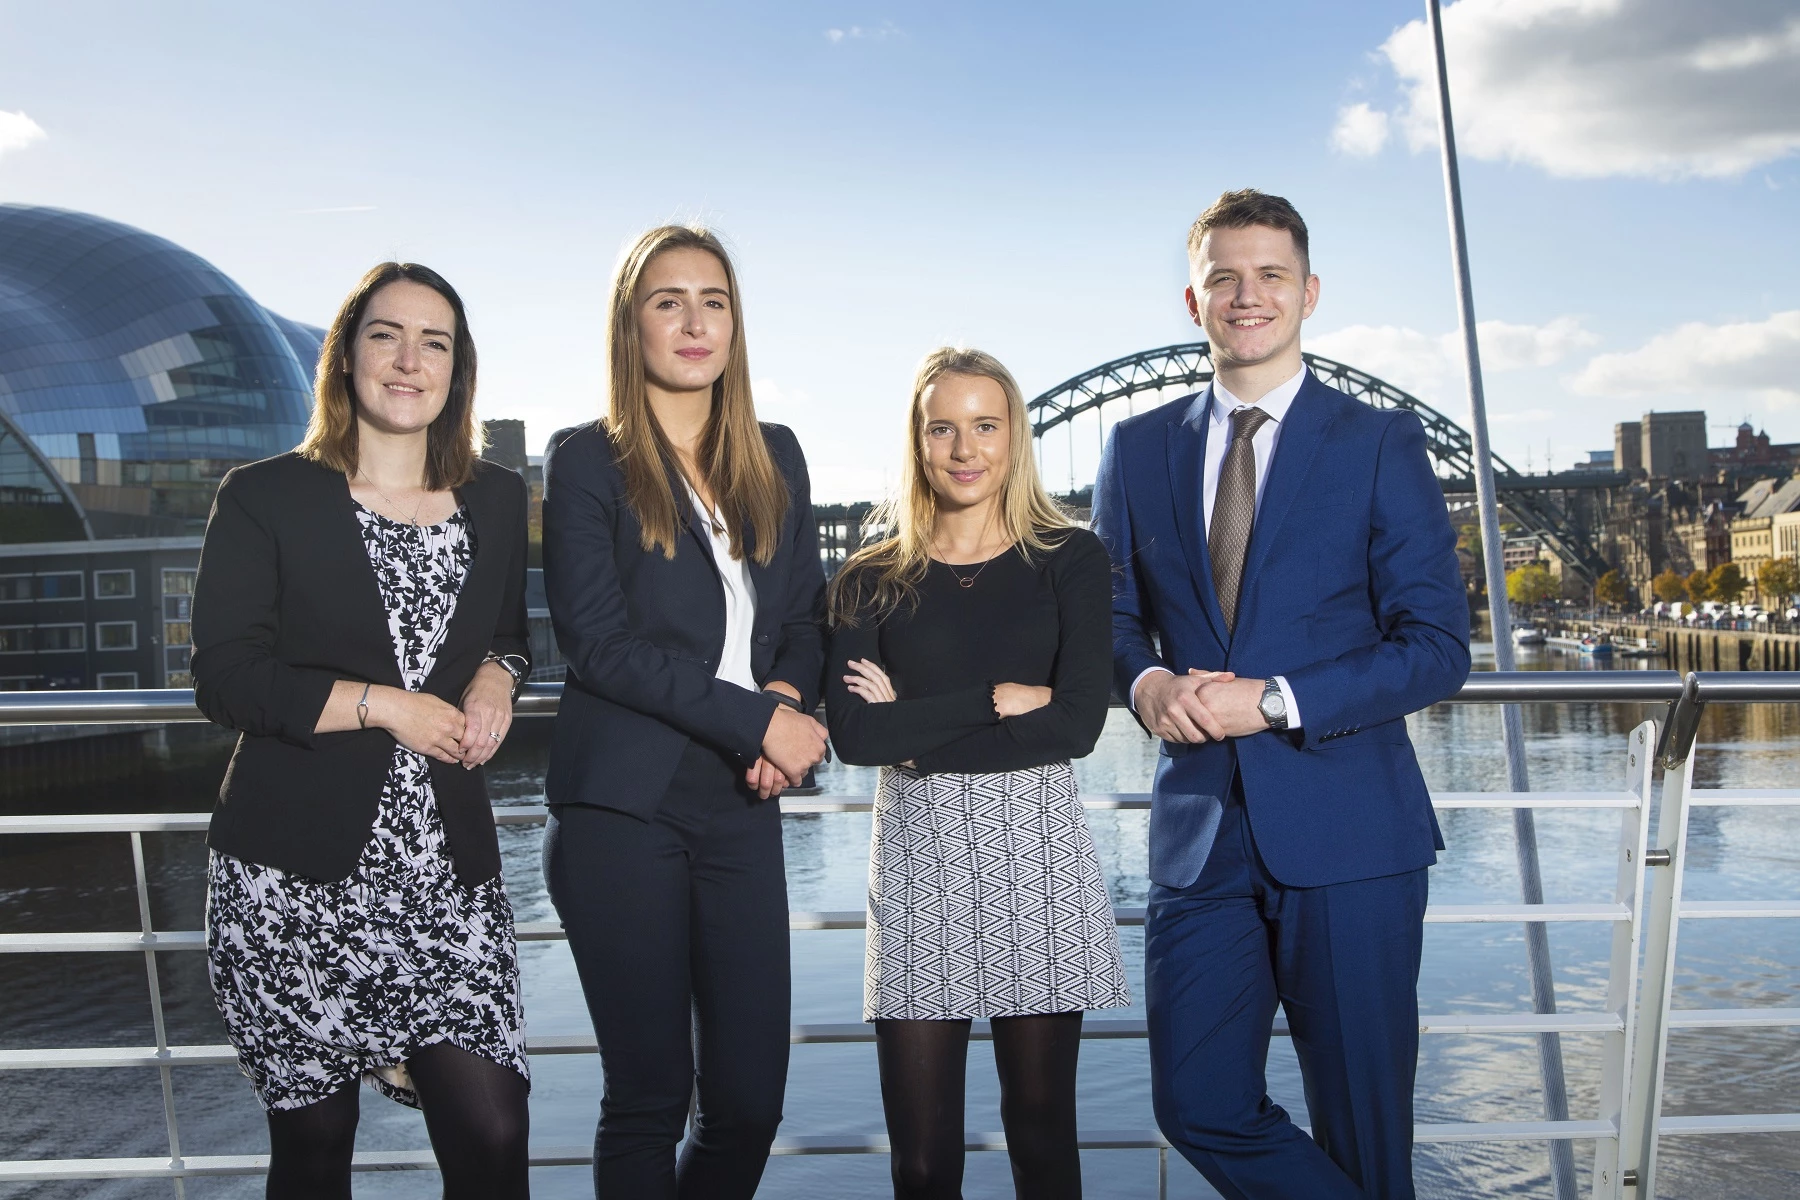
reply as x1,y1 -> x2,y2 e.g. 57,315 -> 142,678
1,673 -> 1797,1197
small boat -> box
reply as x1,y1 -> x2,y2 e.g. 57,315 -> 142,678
1512,625 -> 1546,645
1579,634 -> 1614,658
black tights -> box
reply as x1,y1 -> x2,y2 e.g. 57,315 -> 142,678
264,1043 -> 530,1199
875,1012 -> 1083,1200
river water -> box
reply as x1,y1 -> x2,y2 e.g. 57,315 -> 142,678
2,642 -> 1797,1199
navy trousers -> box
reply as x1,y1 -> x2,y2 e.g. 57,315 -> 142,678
1145,784 -> 1428,1200
544,742 -> 791,1199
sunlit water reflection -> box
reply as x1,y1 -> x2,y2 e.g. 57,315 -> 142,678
2,642 -> 1796,1198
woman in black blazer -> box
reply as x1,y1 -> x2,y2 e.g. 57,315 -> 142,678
541,224 -> 828,1199
192,263 -> 532,1200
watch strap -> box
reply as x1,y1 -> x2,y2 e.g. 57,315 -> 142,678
1259,677 -> 1289,731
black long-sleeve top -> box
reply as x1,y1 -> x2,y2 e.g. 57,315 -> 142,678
826,528 -> 1112,774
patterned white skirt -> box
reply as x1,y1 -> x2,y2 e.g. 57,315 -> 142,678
864,761 -> 1130,1021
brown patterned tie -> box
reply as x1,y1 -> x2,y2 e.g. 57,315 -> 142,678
1209,406 -> 1272,635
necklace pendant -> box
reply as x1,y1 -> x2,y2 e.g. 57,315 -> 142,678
959,576 -> 974,588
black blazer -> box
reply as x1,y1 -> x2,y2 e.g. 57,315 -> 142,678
191,452 -> 530,885
541,421 -> 826,818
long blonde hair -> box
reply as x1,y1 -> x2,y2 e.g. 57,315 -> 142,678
829,347 -> 1074,626
604,225 -> 788,565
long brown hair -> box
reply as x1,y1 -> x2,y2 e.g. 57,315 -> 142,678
297,262 -> 483,490
604,225 -> 788,565
829,347 -> 1075,626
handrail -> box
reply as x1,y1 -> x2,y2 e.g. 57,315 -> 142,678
23,671 -> 1800,726
4,688 -> 1799,1197
8,673 -> 1798,773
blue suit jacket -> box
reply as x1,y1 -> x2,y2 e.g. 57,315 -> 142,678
1091,373 -> 1470,890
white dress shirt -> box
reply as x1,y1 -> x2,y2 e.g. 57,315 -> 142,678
688,486 -> 759,692
1130,366 -> 1306,729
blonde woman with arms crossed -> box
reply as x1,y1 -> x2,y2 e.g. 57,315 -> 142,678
828,348 -> 1158,1200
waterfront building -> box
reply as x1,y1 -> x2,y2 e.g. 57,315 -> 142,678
1614,421 -> 1643,475
0,535 -> 202,689
0,205 -> 327,688
1712,421 -> 1800,480
1642,411 -> 1710,480
1670,501 -> 1734,578
0,205 -> 324,541
1731,478 -> 1800,601
1502,533 -> 1553,572
1774,508 -> 1800,583
1614,413 -> 1713,482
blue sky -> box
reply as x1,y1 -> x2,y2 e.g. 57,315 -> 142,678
3,0 -> 1797,500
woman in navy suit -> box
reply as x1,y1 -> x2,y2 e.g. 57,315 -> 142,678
540,225 -> 829,1198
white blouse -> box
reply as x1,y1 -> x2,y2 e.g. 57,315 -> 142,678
689,486 -> 758,692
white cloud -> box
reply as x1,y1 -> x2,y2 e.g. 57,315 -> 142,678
1372,0 -> 1800,179
1308,315 -> 1596,394
1309,324 -> 1452,395
1472,315 -> 1599,370
1490,407 -> 1556,424
825,22 -> 900,44
0,111 -> 47,159
1330,102 -> 1390,157
1570,310 -> 1800,408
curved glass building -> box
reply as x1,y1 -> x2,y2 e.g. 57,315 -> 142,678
0,205 -> 323,540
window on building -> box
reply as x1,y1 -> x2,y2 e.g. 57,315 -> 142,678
37,624 -> 86,652
96,621 -> 138,650
161,569 -> 197,686
0,627 -> 30,654
0,676 -> 38,691
36,572 -> 83,600
0,576 -> 29,603
95,672 -> 139,689
94,569 -> 136,599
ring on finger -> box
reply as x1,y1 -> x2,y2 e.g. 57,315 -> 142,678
489,731 -> 501,742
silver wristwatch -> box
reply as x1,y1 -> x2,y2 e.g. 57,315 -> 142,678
1258,678 -> 1289,731
484,652 -> 528,701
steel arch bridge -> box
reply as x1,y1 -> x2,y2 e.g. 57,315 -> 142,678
1027,341 -> 1613,583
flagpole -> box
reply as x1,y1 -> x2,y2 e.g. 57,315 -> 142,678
1424,3 -> 1577,1196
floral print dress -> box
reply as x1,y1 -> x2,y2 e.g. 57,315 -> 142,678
206,505 -> 528,1111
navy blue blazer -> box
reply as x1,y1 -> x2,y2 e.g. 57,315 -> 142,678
1091,372 -> 1470,889
541,421 -> 827,819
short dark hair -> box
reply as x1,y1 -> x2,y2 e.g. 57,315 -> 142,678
1188,189 -> 1310,275
298,262 -> 482,491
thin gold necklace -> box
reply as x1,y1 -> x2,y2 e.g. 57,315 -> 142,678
935,538 -> 1008,589
358,473 -> 426,527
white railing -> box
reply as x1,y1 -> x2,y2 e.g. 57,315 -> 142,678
1,674 -> 1797,1198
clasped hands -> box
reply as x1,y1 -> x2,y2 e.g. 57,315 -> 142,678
364,660 -> 517,768
750,681 -> 829,801
1134,669 -> 1270,744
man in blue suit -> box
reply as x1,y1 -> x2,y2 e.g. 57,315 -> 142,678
1091,189 -> 1470,1199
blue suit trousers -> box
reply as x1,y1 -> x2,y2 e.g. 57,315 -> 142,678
1146,783 -> 1427,1200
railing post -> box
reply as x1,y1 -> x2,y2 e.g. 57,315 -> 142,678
1621,739 -> 1699,1197
130,831 -> 186,1198
1589,722 -> 1655,1199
